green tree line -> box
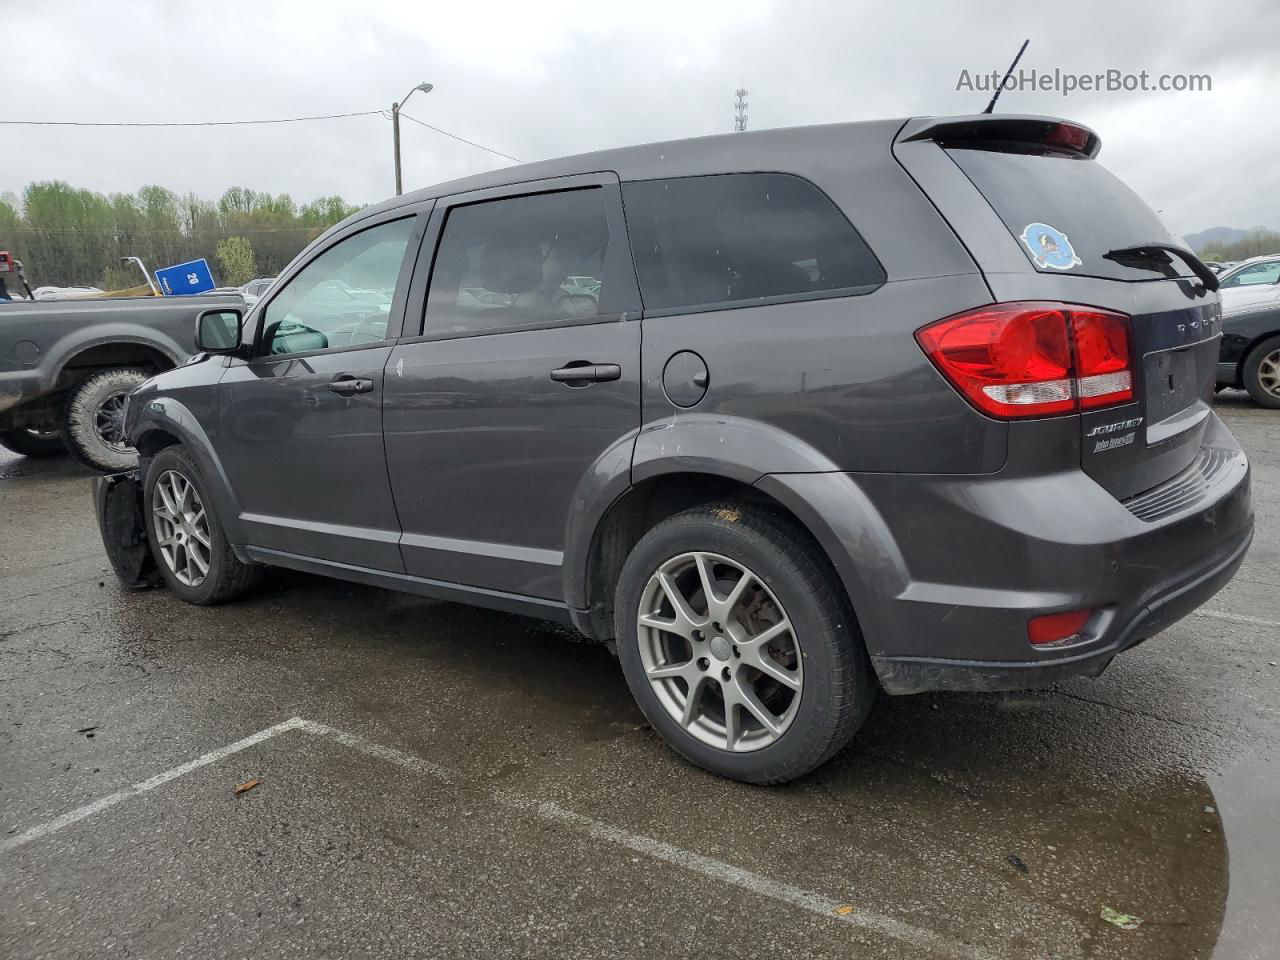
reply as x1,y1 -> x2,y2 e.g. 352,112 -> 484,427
1200,227 -> 1280,263
0,181 -> 361,290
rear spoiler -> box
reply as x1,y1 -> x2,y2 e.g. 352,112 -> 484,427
899,115 -> 1101,159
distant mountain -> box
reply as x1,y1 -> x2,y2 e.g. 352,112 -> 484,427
1184,226 -> 1251,253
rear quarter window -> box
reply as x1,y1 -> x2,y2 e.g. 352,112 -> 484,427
622,173 -> 884,315
946,147 -> 1186,282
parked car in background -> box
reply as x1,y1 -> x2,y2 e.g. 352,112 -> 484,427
0,293 -> 244,469
1218,255 -> 1280,315
1203,260 -> 1225,274
104,114 -> 1251,784
240,276 -> 276,306
1217,301 -> 1280,407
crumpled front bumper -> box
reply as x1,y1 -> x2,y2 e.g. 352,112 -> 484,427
92,471 -> 162,590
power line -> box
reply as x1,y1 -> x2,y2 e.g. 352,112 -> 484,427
4,225 -> 330,235
0,110 -> 384,128
1,106 -> 523,165
395,111 -> 521,163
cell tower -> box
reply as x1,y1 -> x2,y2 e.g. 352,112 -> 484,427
734,87 -> 748,132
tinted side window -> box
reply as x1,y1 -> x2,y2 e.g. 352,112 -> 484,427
261,218 -> 414,356
424,187 -> 616,337
622,173 -> 884,314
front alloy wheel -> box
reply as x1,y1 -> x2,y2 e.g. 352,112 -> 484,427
637,551 -> 802,752
151,469 -> 212,586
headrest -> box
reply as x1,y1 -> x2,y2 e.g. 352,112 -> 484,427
478,236 -> 544,295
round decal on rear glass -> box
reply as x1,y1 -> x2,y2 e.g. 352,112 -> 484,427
1020,222 -> 1082,270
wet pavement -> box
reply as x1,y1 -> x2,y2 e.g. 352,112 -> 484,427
1,393 -> 1277,960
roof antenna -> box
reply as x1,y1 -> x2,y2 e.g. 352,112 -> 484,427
982,39 -> 1029,114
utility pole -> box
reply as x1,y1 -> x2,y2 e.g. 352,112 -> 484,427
392,82 -> 434,196
392,103 -> 402,195
734,86 -> 748,132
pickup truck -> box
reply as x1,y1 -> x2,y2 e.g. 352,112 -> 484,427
0,294 -> 244,470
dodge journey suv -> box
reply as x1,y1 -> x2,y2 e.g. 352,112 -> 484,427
104,114 -> 1253,784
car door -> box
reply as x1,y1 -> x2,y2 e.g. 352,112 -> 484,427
216,208 -> 428,571
384,174 -> 642,600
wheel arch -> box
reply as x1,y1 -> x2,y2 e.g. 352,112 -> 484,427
129,396 -> 247,547
48,328 -> 185,391
565,412 -> 908,642
570,470 -> 828,641
566,464 -> 908,660
1241,329 -> 1280,370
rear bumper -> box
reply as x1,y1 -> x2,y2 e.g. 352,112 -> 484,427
1216,361 -> 1239,386
767,412 -> 1253,695
871,520 -> 1251,692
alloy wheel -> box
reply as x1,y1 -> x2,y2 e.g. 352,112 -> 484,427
636,551 -> 803,752
93,391 -> 130,451
151,469 -> 211,587
1258,348 -> 1280,399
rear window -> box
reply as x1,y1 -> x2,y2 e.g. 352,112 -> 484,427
622,173 -> 884,315
946,148 -> 1187,282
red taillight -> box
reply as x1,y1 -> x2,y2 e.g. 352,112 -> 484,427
916,302 -> 1133,419
1071,309 -> 1134,409
1028,608 -> 1093,646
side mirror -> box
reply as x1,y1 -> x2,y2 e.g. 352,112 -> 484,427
195,308 -> 243,354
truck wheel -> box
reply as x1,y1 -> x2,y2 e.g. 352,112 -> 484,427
613,503 -> 875,784
64,368 -> 149,472
0,427 -> 66,458
1242,336 -> 1280,409
143,445 -> 263,604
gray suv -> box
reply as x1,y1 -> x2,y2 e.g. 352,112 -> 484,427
105,114 -> 1253,784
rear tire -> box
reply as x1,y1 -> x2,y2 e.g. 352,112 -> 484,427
0,427 -> 66,458
143,445 -> 262,604
1242,335 -> 1280,409
614,503 -> 875,784
65,367 -> 150,472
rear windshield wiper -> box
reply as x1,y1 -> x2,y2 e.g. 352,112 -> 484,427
1103,243 -> 1220,292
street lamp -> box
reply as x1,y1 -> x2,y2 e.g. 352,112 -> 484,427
392,82 -> 433,196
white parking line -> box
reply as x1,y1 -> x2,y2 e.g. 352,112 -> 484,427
512,794 -> 1004,960
3,718 -> 1038,960
312,721 -> 1010,960
1,717 -> 307,854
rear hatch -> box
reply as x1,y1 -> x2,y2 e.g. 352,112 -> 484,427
899,116 -> 1221,501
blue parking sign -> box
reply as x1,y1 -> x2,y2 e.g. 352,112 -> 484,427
154,258 -> 215,296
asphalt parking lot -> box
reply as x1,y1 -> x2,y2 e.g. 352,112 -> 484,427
1,394 -> 1277,960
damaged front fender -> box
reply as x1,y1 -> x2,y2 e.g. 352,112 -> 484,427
92,471 -> 163,590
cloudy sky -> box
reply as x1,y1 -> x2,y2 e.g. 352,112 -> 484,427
4,0 -> 1277,237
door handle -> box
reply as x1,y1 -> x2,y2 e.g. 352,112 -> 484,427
549,363 -> 621,385
328,377 -> 374,395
